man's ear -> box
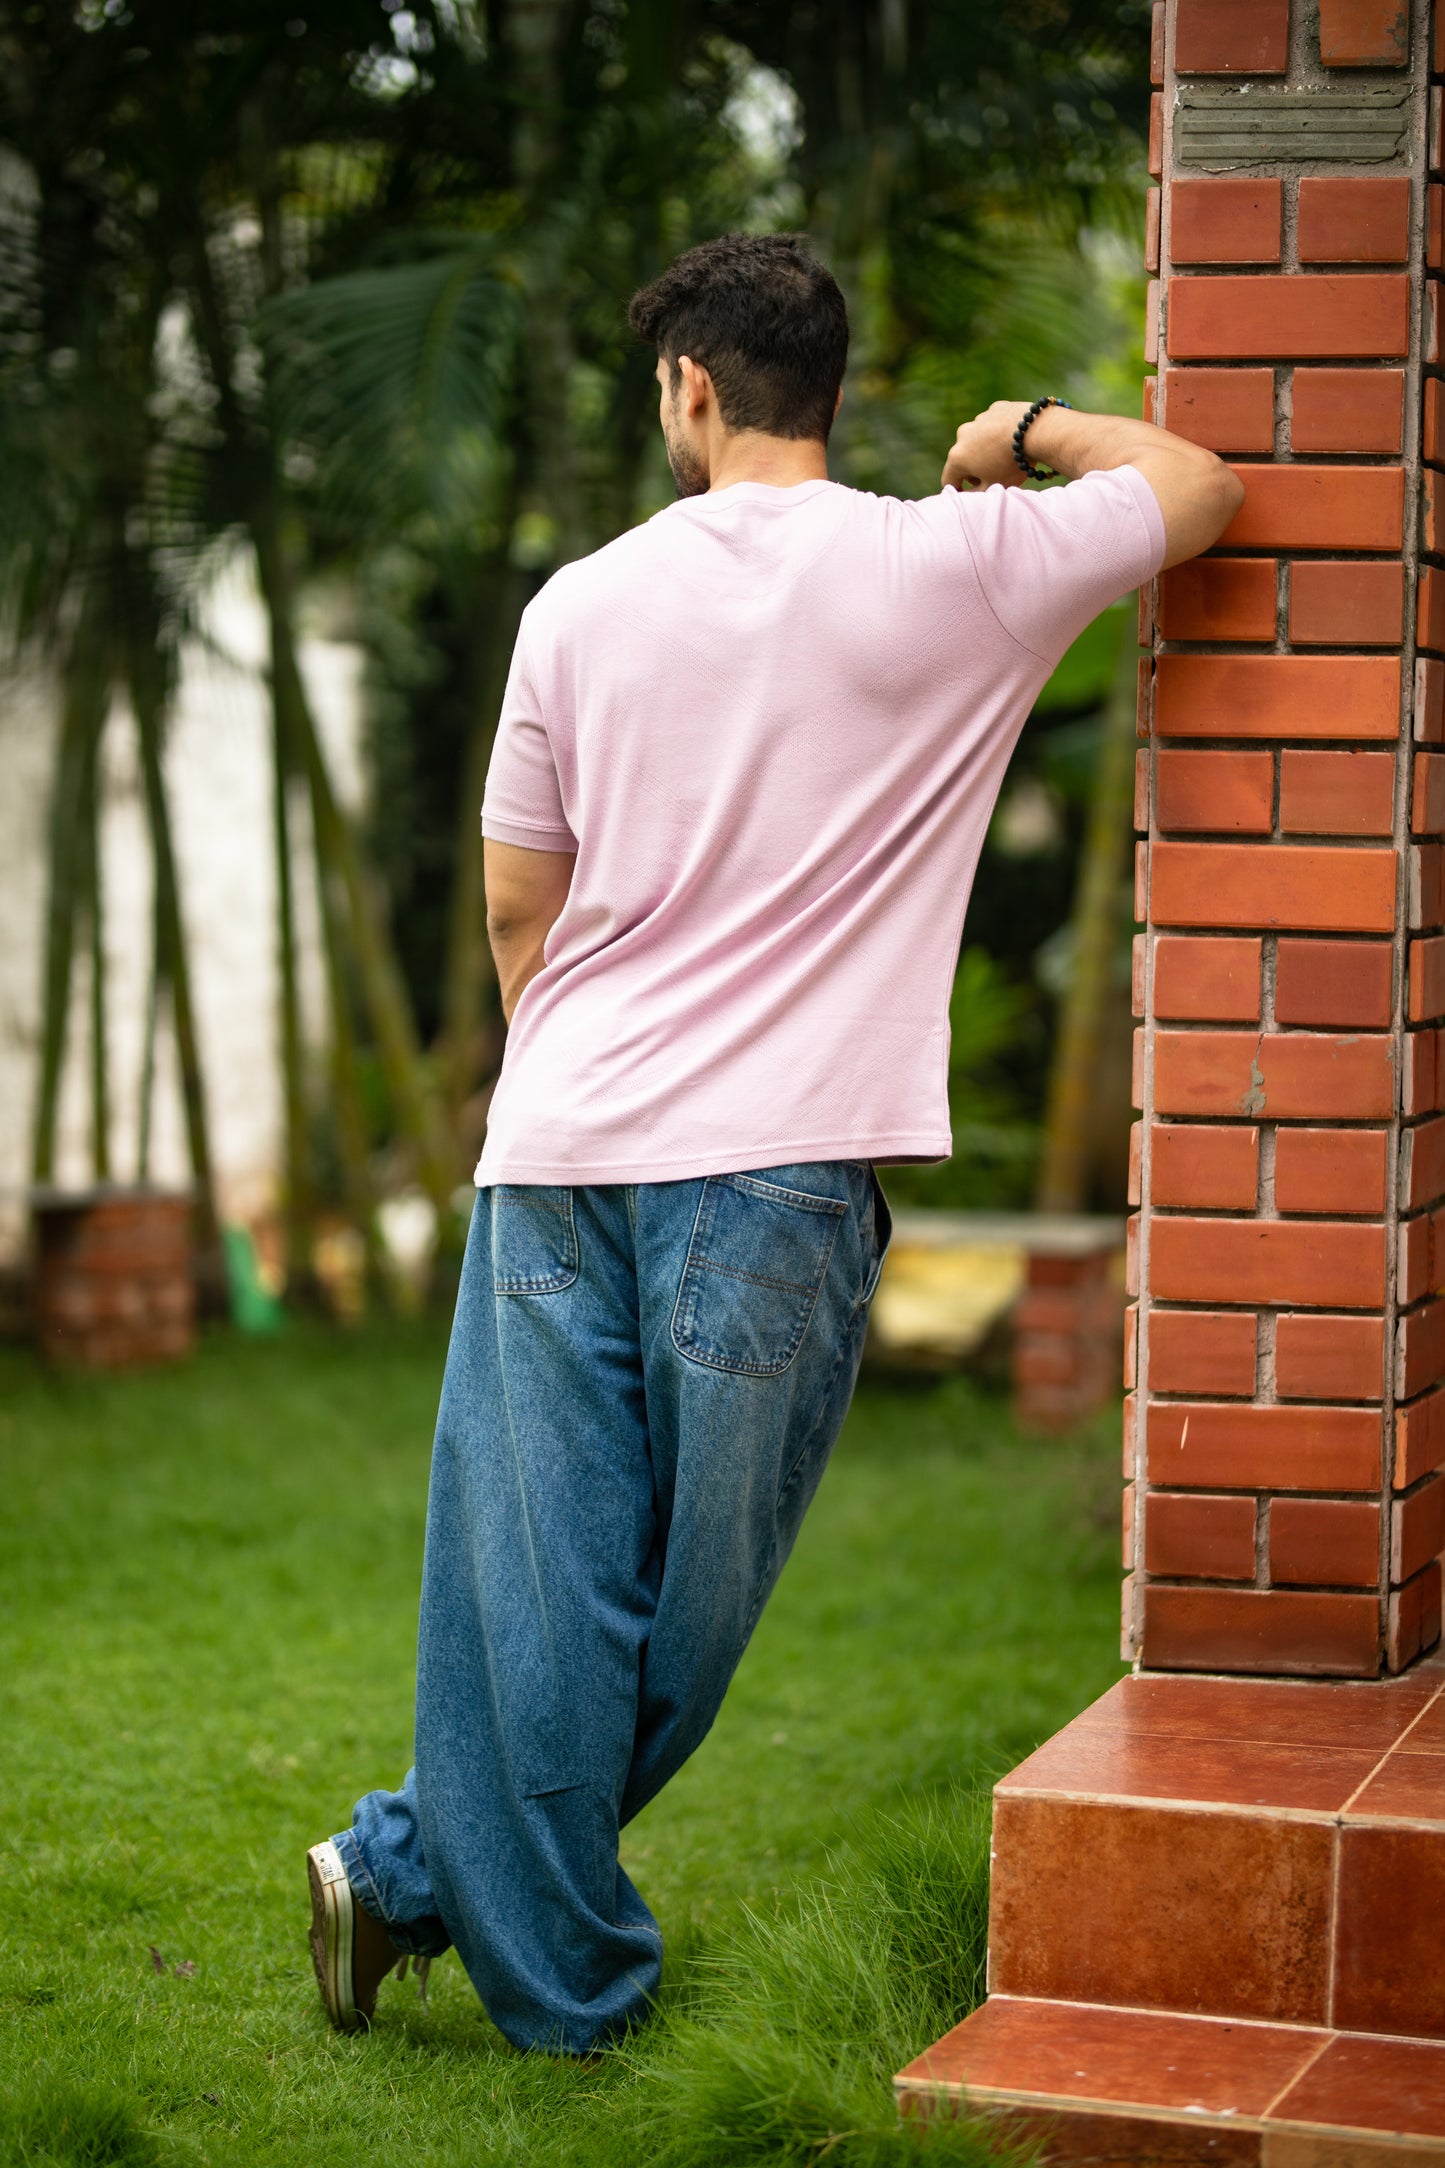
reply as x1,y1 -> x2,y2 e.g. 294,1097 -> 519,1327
677,354 -> 710,419
834,386 -> 843,417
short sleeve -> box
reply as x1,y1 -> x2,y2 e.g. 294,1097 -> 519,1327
481,623 -> 578,852
960,464 -> 1167,669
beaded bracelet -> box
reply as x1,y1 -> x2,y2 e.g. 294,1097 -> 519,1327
1012,395 -> 1073,481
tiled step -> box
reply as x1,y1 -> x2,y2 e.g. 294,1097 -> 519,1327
988,1666 -> 1445,2039
895,1995 -> 1445,2163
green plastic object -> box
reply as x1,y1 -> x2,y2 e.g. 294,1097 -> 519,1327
222,1224 -> 286,1333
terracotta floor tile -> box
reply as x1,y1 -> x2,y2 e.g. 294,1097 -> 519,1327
1403,1690 -> 1445,1752
1345,1752 -> 1445,1823
894,1995 -> 1323,2115
1000,1724 -> 1377,1814
1333,1825 -> 1445,2038
1269,2031 -> 1445,2139
990,1794 -> 1334,2024
987,2104 -> 1263,2163
1072,1673 -> 1432,1754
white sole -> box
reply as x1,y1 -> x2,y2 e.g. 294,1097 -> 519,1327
307,1839 -> 360,2032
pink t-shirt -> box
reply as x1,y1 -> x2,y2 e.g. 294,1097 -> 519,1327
478,465 -> 1165,1185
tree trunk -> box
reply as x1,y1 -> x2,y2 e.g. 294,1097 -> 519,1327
32,595 -> 110,1184
131,645 -> 224,1295
1035,623 -> 1139,1214
77,728 -> 111,1182
253,505 -> 316,1286
439,562 -> 529,1121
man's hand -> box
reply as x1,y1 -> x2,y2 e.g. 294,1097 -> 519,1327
941,399 -> 1246,571
941,402 -> 1036,492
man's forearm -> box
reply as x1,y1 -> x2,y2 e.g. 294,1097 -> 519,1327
1014,406 -> 1169,483
941,399 -> 1244,569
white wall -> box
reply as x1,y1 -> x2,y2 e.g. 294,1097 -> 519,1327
0,553 -> 366,1262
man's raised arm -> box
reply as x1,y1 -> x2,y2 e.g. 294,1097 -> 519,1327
942,401 -> 1245,570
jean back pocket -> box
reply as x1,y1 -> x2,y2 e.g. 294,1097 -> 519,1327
671,1169 -> 847,1377
492,1186 -> 578,1295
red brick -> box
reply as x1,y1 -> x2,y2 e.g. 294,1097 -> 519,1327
1134,748 -> 1149,834
1435,89 -> 1445,179
1149,94 -> 1163,181
1146,1491 -> 1257,1579
1152,935 -> 1262,1022
1427,380 -> 1445,465
1170,178 -> 1282,265
1270,1500 -> 1381,1589
1397,1381 -> 1445,1486
1155,750 -> 1274,835
1276,1312 -> 1385,1401
1278,751 -> 1396,839
1147,1401 -> 1383,1491
1154,1030 -> 1394,1119
1421,567 -> 1445,656
1150,842 -> 1397,934
1122,1476 -> 1135,1563
1318,0 -> 1410,65
1124,1393 -> 1137,1476
1167,276 -> 1410,362
1150,1123 -> 1260,1210
1290,369 -> 1404,455
1150,0 -> 1165,83
1411,934 -> 1445,1022
1155,656 -> 1401,741
1147,1309 -> 1258,1397
1135,841 -> 1149,924
1174,0 -> 1289,73
1138,655 -> 1154,741
1415,751 -> 1445,832
1142,1585 -> 1380,1677
1288,561 -> 1403,648
1387,1558 -> 1441,1669
1161,368 -> 1275,454
1416,659 -> 1445,748
1403,1028 -> 1445,1119
1393,1472 -> 1445,1582
1157,559 -> 1277,644
1274,938 -> 1394,1027
1437,6 -> 1445,71
1150,1216 -> 1386,1309
1425,469 -> 1444,555
1413,841 -> 1445,928
1297,177 -> 1410,263
1398,1296 -> 1445,1400
1275,1127 -> 1390,1217
1400,1115 -> 1445,1207
1432,186 -> 1445,273
1146,187 -> 1160,274
1222,466 -> 1405,551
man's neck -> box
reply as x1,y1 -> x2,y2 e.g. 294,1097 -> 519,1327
707,430 -> 830,493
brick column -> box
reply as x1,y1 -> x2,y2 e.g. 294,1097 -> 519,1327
1127,0 -> 1445,1678
895,5 -> 1445,2147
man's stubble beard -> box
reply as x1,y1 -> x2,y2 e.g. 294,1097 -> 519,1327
663,419 -> 709,499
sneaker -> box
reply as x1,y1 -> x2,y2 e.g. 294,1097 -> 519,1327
307,1839 -> 425,2031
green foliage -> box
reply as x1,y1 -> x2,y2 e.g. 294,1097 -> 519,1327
0,1332 -> 1123,2166
885,949 -> 1039,1213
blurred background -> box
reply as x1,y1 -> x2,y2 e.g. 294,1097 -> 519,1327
0,0 -> 1151,1329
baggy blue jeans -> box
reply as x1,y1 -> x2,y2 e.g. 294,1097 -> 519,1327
335,1161 -> 890,2054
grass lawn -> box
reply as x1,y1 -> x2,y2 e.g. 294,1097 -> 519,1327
0,1321 -> 1125,2166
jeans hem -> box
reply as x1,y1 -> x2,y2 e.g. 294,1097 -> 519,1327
333,1827 -> 451,1961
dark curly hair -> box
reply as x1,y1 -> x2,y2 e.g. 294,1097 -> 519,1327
628,232 -> 849,444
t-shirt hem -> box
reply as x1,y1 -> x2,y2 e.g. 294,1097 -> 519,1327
481,812 -> 578,851
474,1134 -> 951,1187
